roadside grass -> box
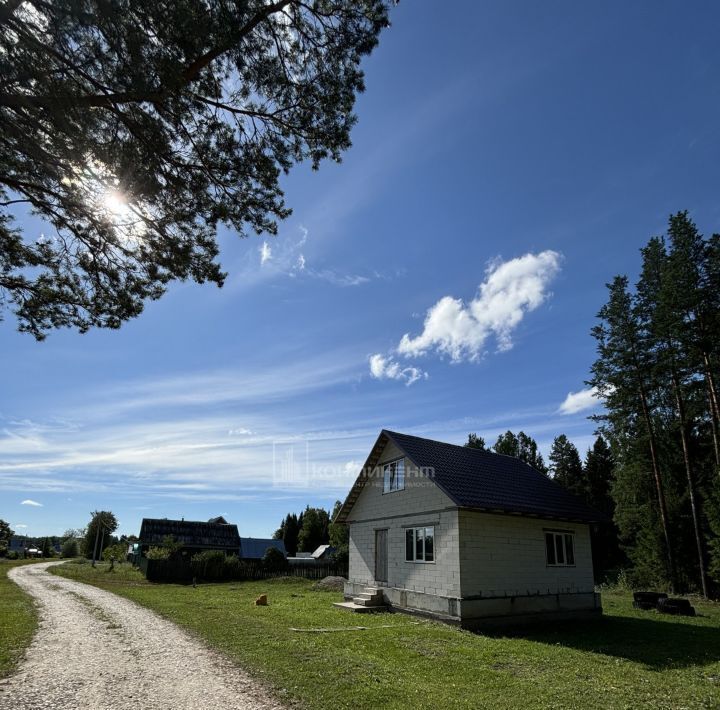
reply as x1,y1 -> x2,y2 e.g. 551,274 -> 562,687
51,562 -> 720,709
0,559 -> 41,678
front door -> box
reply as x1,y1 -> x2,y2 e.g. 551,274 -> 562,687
375,529 -> 388,584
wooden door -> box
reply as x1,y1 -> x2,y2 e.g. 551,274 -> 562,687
375,529 -> 388,584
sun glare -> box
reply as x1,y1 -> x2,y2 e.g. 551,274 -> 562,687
102,189 -> 130,219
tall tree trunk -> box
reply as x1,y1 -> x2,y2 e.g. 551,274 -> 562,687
670,369 -> 709,597
707,380 -> 720,470
637,381 -> 677,591
702,352 -> 720,469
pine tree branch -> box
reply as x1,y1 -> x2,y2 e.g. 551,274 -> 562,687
0,0 -> 293,111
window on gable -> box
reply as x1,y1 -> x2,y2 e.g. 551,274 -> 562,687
405,526 -> 434,562
545,531 -> 575,567
382,459 -> 405,493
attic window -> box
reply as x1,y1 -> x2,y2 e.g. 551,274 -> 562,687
545,531 -> 575,566
383,459 -> 405,493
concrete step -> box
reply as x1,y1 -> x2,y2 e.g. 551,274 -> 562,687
357,592 -> 383,601
352,597 -> 385,607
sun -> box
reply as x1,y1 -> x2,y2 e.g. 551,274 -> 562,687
102,189 -> 131,219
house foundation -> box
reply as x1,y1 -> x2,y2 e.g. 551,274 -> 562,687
343,582 -> 601,628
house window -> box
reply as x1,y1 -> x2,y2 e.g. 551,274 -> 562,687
405,526 -> 434,562
545,531 -> 575,566
383,459 -> 405,493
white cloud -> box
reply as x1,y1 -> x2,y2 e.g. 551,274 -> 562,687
368,354 -> 427,387
21,499 -> 43,507
558,387 -> 601,415
237,226 -> 382,289
308,269 -> 369,287
398,251 -> 562,361
0,357 -> 378,498
259,240 -> 272,265
14,523 -> 27,528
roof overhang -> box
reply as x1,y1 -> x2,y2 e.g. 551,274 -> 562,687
335,430 -> 393,524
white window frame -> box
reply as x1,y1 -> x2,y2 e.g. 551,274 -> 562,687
405,526 -> 435,563
382,458 -> 405,493
544,530 -> 575,567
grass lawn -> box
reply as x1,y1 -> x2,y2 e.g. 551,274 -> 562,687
0,559 -> 40,679
52,562 -> 720,709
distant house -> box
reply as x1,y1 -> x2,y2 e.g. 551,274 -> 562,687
238,537 -> 286,560
335,430 -> 604,627
287,544 -> 336,564
311,544 -> 336,560
138,518 -> 240,556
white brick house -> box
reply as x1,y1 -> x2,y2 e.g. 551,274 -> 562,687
335,430 -> 603,627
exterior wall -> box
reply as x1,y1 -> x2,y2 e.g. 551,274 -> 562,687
343,439 -> 600,624
346,439 -> 461,612
457,510 -> 595,599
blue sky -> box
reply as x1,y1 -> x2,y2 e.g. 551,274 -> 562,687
2,1 -> 720,539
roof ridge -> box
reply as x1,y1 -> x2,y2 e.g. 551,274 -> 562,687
383,429 -> 521,462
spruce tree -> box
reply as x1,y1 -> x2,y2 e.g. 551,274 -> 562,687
549,435 -> 585,497
584,436 -> 615,514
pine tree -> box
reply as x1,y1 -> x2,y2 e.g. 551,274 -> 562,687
0,1 -> 392,338
665,213 -> 720,469
637,234 -> 709,597
549,435 -> 585,497
589,275 -> 677,588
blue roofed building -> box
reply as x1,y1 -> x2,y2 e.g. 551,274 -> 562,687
239,537 -> 286,560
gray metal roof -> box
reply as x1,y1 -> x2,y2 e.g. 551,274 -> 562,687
337,430 -> 604,524
239,537 -> 286,559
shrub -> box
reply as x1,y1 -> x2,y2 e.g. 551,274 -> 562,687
146,546 -> 171,560
102,543 -> 128,562
263,546 -> 289,572
190,550 -> 227,581
329,547 -> 349,572
7,550 -> 18,560
61,539 -> 79,558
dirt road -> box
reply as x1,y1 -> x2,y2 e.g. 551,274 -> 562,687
1,562 -> 283,710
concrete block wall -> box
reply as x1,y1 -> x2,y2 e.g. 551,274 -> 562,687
344,436 -> 599,624
348,508 -> 460,598
457,510 -> 595,597
346,438 -> 461,601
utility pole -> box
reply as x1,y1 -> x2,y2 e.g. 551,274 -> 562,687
99,525 -> 106,563
91,513 -> 100,567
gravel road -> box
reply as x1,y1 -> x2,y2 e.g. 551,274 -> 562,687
1,562 -> 284,710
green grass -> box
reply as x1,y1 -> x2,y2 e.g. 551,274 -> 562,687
51,561 -> 720,709
0,559 -> 40,678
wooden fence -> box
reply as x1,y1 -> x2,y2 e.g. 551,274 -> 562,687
136,556 -> 346,584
